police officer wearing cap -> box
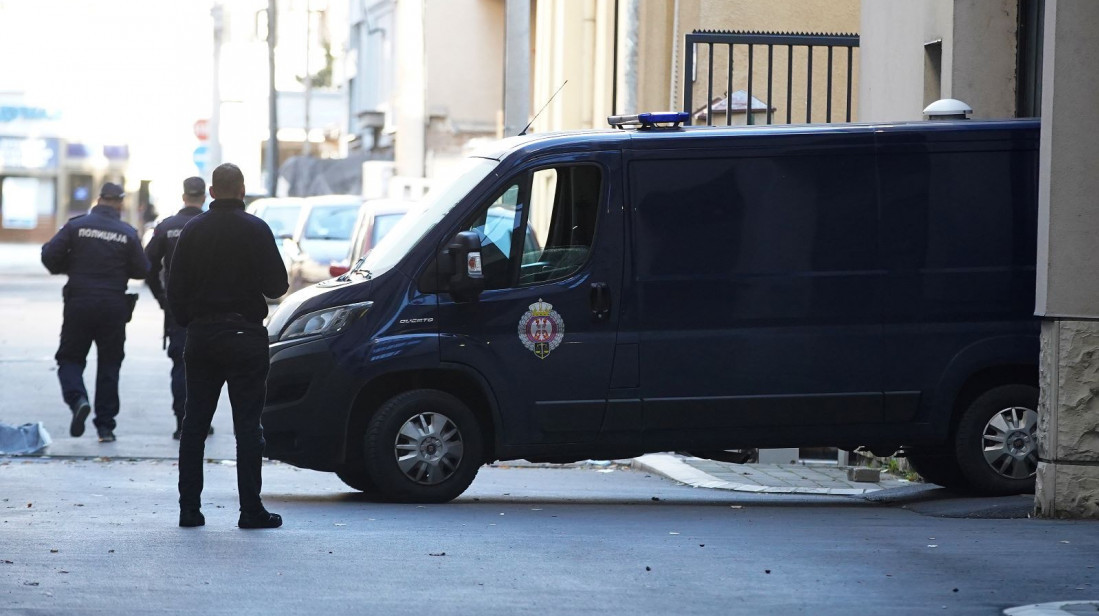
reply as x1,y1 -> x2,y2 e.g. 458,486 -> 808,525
41,182 -> 150,442
145,176 -> 212,439
168,163 -> 288,529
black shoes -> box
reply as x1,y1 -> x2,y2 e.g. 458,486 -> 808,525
179,509 -> 206,527
238,510 -> 283,529
178,509 -> 281,528
69,398 -> 91,437
68,399 -> 117,442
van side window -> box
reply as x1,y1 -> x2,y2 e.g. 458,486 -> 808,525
518,165 -> 601,286
461,164 -> 601,290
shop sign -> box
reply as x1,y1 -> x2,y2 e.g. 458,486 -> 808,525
0,136 -> 59,170
0,105 -> 62,123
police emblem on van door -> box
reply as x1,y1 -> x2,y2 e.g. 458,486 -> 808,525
518,299 -> 565,359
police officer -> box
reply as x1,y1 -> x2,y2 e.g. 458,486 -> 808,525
144,176 -> 213,439
41,182 -> 150,442
168,163 -> 288,529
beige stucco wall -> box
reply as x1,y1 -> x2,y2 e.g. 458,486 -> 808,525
859,0 -> 953,122
951,0 -> 1017,119
531,0 -> 615,132
860,0 -> 1017,122
1035,0 -> 1099,320
425,0 -> 505,131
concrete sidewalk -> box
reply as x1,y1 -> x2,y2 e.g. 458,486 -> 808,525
633,453 -> 915,495
0,241 -> 46,276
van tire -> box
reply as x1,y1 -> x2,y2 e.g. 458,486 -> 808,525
335,466 -> 379,493
363,389 -> 483,503
953,384 -> 1039,496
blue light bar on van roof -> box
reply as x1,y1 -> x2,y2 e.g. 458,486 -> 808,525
608,111 -> 690,130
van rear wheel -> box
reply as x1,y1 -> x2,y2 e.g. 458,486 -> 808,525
954,384 -> 1039,495
363,389 -> 483,503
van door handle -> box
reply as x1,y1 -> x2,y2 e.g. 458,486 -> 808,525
590,282 -> 611,321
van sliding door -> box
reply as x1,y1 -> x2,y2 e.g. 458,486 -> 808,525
628,138 -> 884,447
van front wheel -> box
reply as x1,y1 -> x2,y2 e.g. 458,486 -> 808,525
364,389 -> 483,503
954,384 -> 1039,495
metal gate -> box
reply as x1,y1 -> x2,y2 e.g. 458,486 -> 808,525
683,30 -> 860,126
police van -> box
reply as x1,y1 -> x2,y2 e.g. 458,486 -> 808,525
261,111 -> 1040,502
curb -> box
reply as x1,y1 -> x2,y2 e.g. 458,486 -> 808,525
631,453 -> 893,496
1004,601 -> 1099,615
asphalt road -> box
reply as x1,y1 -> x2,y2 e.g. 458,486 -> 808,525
3,458 -> 1098,615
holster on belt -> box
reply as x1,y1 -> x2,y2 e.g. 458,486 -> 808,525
125,293 -> 139,323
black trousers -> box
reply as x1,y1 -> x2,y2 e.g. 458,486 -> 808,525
55,294 -> 128,432
165,316 -> 187,418
177,320 -> 270,514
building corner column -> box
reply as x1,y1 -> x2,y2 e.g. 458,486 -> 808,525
1033,0 -> 1099,519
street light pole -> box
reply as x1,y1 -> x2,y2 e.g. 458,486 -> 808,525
210,2 -> 224,172
303,0 -> 312,157
266,0 -> 280,196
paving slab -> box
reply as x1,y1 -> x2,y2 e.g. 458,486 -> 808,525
633,453 -> 914,496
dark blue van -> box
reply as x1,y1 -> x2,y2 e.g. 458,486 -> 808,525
261,113 -> 1040,502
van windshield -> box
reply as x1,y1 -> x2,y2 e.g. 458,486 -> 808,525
354,157 -> 498,276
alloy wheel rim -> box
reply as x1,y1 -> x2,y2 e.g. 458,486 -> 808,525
981,405 -> 1039,480
393,412 -> 464,485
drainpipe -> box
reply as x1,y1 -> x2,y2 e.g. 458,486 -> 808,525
669,0 -> 680,111
621,0 -> 638,115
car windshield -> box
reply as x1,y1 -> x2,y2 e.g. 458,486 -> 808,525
303,204 -> 359,240
262,205 -> 302,238
371,213 -> 405,246
355,157 -> 499,276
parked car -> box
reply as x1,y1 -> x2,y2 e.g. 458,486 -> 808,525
285,195 -> 361,293
247,197 -> 307,240
247,197 -> 307,301
261,111 -> 1040,503
328,199 -> 412,278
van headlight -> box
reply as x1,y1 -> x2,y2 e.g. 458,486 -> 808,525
278,301 -> 373,341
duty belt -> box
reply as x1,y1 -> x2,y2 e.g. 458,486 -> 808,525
191,312 -> 248,324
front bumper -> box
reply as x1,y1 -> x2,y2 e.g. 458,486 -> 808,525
262,336 -> 362,471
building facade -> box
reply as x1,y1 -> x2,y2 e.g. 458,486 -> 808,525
0,95 -> 130,242
347,0 -> 504,187
529,0 -> 860,134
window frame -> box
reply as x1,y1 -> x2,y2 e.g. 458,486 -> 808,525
455,161 -> 604,291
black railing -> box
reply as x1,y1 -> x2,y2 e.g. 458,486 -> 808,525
683,30 -> 860,126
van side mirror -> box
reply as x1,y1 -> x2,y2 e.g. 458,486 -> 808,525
440,231 -> 484,302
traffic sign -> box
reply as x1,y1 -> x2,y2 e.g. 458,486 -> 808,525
193,144 -> 209,175
193,119 -> 209,141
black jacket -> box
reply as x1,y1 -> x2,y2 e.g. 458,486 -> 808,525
41,205 -> 149,296
166,198 -> 289,326
144,205 -> 203,307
